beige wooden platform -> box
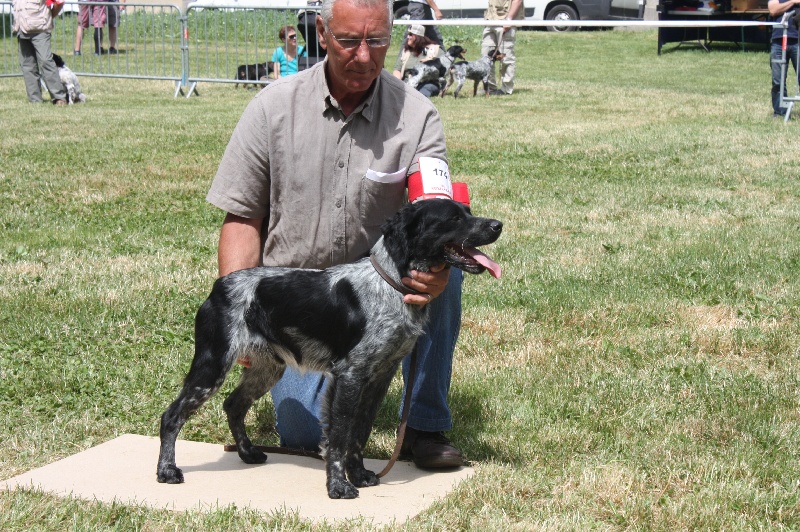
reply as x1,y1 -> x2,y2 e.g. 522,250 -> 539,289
0,434 -> 473,525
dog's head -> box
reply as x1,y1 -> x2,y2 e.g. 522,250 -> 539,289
446,45 -> 467,60
485,48 -> 505,62
381,199 -> 503,278
52,53 -> 65,68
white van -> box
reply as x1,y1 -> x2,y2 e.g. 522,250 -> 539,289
184,0 -> 642,31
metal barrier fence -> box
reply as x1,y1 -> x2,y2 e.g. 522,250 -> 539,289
1,2 -> 184,86
1,3 -> 793,104
0,2 -> 320,96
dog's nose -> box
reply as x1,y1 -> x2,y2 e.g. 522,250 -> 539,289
490,220 -> 503,232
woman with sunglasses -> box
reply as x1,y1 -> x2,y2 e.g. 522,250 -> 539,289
271,25 -> 306,79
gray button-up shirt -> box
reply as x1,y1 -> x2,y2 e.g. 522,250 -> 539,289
207,60 -> 448,269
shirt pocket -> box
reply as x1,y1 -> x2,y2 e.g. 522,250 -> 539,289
361,167 -> 407,228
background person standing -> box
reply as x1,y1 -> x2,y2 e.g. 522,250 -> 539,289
12,0 -> 67,104
481,0 -> 524,96
768,0 -> 800,118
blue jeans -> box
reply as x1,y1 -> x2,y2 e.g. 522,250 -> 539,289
771,41 -> 799,116
270,268 -> 464,450
417,81 -> 441,98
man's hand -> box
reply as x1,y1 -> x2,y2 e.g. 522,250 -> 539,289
402,263 -> 450,305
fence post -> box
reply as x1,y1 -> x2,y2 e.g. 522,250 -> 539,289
175,10 -> 198,98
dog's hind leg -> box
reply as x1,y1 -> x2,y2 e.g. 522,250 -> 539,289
223,354 -> 285,465
156,350 -> 235,483
157,300 -> 238,484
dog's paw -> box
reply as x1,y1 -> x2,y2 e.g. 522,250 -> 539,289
156,464 -> 184,484
327,478 -> 359,499
349,467 -> 380,488
238,445 -> 268,465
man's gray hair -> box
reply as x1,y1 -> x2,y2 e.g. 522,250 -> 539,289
320,0 -> 393,28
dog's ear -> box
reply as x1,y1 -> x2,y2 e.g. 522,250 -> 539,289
380,202 -> 428,273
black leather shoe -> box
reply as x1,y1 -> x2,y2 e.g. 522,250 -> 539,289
400,427 -> 463,468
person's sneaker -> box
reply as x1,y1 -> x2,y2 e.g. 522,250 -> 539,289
399,427 -> 463,468
109,47 -> 118,54
94,48 -> 106,56
73,50 -> 81,56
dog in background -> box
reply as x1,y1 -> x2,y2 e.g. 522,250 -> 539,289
51,53 -> 86,104
235,62 -> 271,89
404,45 -> 466,93
441,48 -> 506,98
156,199 -> 502,499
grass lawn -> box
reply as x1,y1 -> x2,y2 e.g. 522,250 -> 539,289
2,27 -> 800,530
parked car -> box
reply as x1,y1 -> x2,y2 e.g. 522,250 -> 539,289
530,0 -> 642,31
391,0 -> 642,32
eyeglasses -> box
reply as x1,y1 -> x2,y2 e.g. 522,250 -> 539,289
326,28 -> 390,49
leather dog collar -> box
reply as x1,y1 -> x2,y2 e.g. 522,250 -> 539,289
369,254 -> 421,296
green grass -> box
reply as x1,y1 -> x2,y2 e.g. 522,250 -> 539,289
2,28 -> 800,530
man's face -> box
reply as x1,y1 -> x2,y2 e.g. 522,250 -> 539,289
316,0 -> 392,96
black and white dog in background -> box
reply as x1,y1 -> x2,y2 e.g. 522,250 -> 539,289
51,54 -> 87,104
404,45 -> 466,93
441,48 -> 506,98
157,199 -> 502,499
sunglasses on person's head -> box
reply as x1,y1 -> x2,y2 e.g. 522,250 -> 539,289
327,28 -> 390,49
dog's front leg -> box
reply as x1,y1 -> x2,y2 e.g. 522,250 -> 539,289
324,372 -> 365,499
344,365 -> 399,488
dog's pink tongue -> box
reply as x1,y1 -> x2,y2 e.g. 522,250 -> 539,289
465,248 -> 502,279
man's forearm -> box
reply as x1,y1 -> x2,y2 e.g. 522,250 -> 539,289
769,0 -> 800,17
218,213 -> 263,277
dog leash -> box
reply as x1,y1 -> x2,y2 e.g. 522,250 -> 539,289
223,256 -> 421,479
492,28 -> 506,61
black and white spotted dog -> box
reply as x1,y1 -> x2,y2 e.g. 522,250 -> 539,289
156,199 -> 503,499
52,54 -> 86,104
441,48 -> 506,99
404,45 -> 466,93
